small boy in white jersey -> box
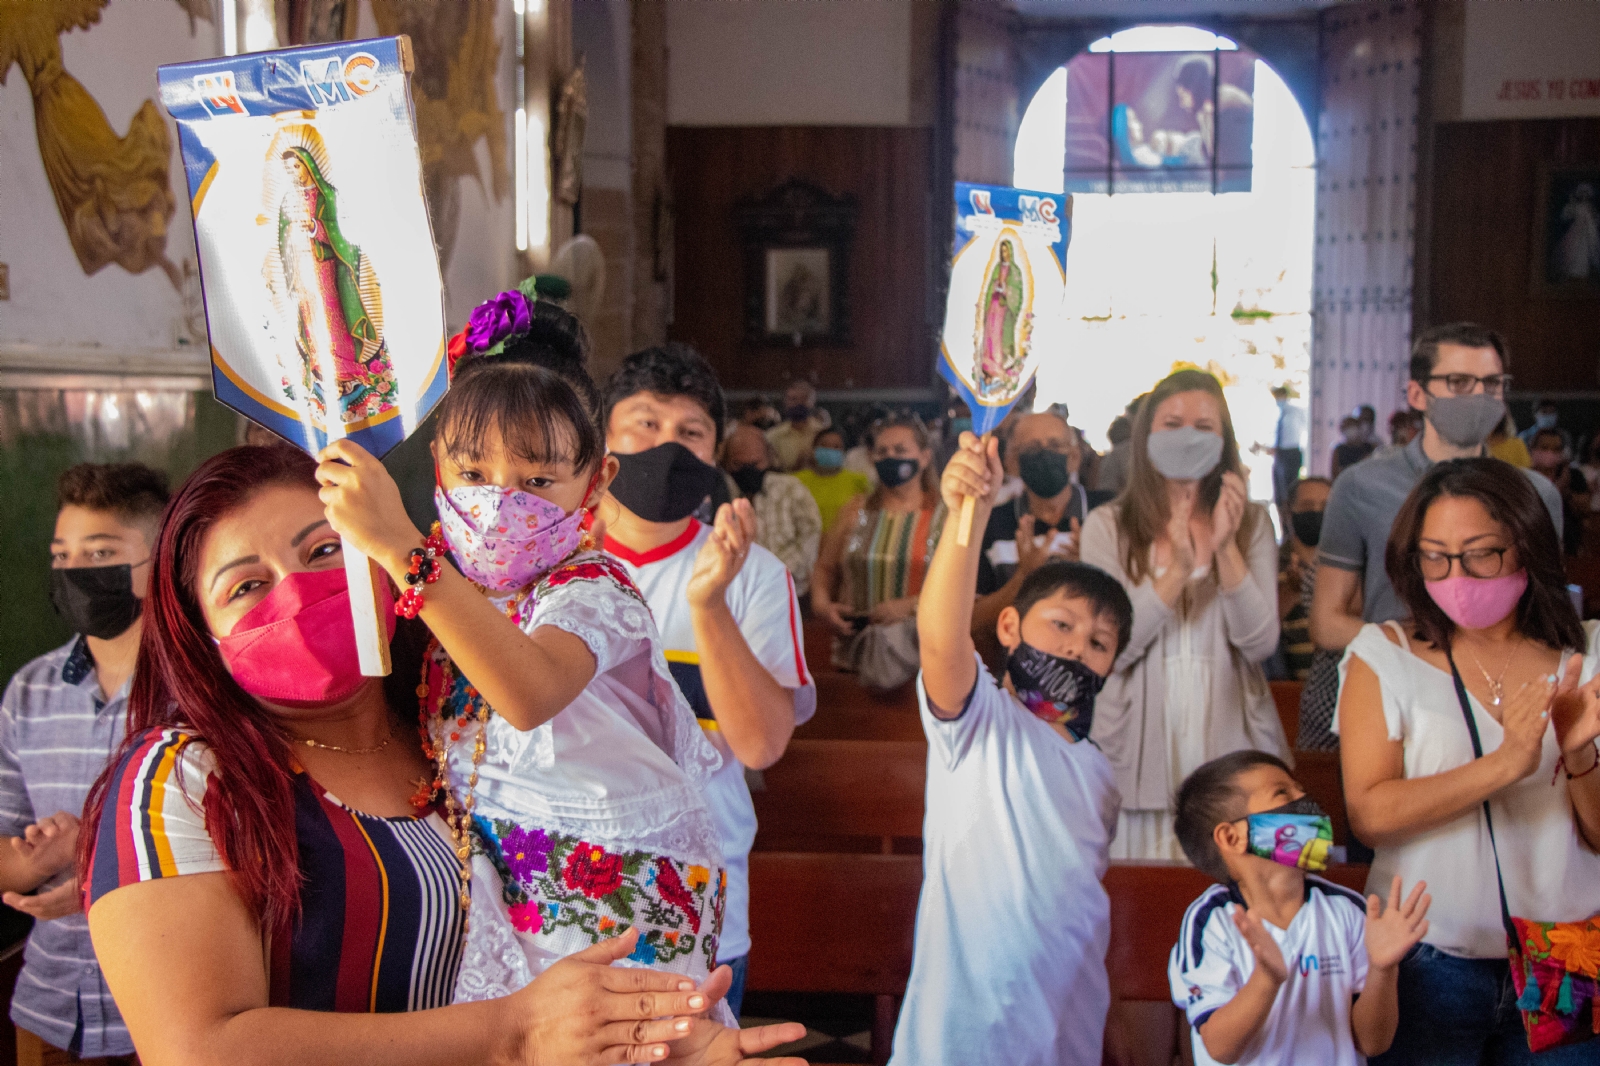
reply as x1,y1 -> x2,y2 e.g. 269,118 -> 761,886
1169,751 -> 1432,1066
891,432 -> 1130,1066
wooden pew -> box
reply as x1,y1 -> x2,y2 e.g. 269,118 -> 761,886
1271,680 -> 1302,749
752,739 -> 927,853
746,852 -> 922,1066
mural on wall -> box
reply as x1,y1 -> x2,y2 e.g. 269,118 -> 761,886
0,0 -> 206,290
369,0 -> 507,269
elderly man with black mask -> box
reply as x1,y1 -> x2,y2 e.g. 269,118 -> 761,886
969,409 -> 1088,671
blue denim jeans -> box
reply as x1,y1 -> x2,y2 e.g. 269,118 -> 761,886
722,954 -> 748,1021
1373,943 -> 1600,1065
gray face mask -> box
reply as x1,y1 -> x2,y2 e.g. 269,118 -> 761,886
1425,394 -> 1505,449
1147,426 -> 1225,481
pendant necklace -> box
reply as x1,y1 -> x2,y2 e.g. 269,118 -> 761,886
1469,639 -> 1520,707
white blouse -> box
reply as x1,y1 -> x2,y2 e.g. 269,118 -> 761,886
1335,621 -> 1600,958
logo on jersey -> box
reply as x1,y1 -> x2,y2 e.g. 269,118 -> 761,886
1296,953 -> 1344,977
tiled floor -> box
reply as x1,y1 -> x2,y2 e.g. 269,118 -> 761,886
741,991 -> 879,1062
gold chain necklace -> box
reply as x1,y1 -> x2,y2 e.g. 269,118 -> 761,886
1468,638 -> 1521,707
296,730 -> 391,755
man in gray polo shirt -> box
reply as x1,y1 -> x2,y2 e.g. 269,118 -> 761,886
1311,323 -> 1561,656
0,463 -> 168,1064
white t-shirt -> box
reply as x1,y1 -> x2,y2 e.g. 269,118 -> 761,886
608,520 -> 817,961
1168,877 -> 1371,1066
444,552 -> 730,1009
889,658 -> 1119,1066
1334,620 -> 1600,958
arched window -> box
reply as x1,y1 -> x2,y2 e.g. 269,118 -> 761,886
1015,25 -> 1315,505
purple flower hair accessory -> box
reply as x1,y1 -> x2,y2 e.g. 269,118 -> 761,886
464,289 -> 533,353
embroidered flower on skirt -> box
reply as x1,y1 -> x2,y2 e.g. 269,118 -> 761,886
474,816 -> 725,970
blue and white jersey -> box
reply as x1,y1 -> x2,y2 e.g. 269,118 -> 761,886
1169,876 -> 1371,1066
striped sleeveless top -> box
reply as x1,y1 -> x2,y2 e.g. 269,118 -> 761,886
838,501 -> 946,612
89,728 -> 465,1012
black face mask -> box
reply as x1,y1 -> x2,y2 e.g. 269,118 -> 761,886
730,464 -> 767,499
1006,641 -> 1107,741
1290,510 -> 1323,547
1018,449 -> 1072,499
611,442 -> 723,524
50,564 -> 143,640
875,457 -> 921,490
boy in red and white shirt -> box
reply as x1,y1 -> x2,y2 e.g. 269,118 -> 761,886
601,344 -> 816,1016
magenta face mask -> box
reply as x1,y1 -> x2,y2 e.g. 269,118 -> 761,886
217,568 -> 395,706
1425,570 -> 1529,630
434,481 -> 589,593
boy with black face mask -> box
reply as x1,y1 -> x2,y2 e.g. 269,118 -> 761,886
1170,751 -> 1431,1066
1,462 -> 167,1062
601,344 -> 816,1017
892,431 -> 1131,1066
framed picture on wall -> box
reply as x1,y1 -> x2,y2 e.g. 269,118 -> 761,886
736,179 -> 857,347
1533,165 -> 1600,296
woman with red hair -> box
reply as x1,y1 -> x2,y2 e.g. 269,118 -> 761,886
77,445 -> 800,1066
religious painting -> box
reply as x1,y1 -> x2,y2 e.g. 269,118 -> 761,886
261,122 -> 399,425
1065,49 -> 1256,194
765,247 -> 830,339
157,37 -> 448,458
736,179 -> 857,348
940,183 -> 1071,433
1534,165 -> 1600,295
971,234 -> 1031,399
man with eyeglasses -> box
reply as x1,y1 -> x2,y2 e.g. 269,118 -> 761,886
1310,323 -> 1562,659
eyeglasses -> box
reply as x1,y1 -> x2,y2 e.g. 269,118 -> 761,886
1415,547 -> 1509,581
1424,373 -> 1513,397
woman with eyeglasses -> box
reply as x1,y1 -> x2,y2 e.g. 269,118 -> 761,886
1336,458 -> 1600,1064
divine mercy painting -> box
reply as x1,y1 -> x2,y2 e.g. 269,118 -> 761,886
263,122 -> 399,425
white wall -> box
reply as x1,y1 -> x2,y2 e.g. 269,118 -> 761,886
1458,1 -> 1600,121
666,0 -> 918,127
0,0 -> 219,373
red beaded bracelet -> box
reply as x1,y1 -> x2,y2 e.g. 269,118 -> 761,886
1556,740 -> 1600,785
396,524 -> 447,619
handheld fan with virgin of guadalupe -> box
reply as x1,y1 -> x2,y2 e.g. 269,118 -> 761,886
939,183 -> 1072,545
158,37 -> 448,676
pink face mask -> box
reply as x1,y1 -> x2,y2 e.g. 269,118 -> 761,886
1425,569 -> 1529,630
434,474 -> 596,593
217,567 -> 395,706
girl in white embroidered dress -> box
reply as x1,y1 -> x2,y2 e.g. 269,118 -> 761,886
315,296 -> 728,1015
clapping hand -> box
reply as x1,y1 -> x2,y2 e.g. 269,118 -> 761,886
687,499 -> 757,609
1156,484 -> 1198,578
1208,471 -> 1248,555
1497,674 -> 1558,782
1364,876 -> 1431,971
9,811 -> 78,881
1552,653 -> 1600,761
1231,904 -> 1288,985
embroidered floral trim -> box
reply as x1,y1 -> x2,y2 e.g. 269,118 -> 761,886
475,815 -> 725,968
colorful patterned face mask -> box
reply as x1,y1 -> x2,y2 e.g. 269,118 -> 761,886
1006,641 -> 1106,741
434,471 -> 597,593
1244,797 -> 1334,873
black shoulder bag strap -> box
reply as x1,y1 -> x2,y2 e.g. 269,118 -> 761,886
1445,648 -> 1520,946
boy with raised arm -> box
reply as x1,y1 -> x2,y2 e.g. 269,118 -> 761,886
890,432 -> 1130,1066
1170,751 -> 1431,1065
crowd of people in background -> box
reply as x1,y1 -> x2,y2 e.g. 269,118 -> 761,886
6,308 -> 1600,1066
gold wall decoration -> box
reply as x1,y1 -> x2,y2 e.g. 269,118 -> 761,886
370,0 -> 507,270
0,0 -> 186,289
553,59 -> 586,208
